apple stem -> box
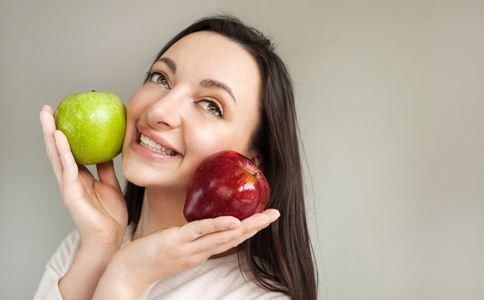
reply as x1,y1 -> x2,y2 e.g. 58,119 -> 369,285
241,164 -> 258,178
91,90 -> 96,92
248,171 -> 258,177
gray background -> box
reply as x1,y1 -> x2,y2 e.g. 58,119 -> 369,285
1,0 -> 483,299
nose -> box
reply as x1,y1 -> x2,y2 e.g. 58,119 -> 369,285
145,88 -> 185,130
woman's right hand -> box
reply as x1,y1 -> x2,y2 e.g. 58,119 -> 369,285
40,105 -> 128,253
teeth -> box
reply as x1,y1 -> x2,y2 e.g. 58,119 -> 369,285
140,135 -> 161,149
139,134 -> 177,156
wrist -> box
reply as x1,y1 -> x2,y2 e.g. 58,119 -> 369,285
92,255 -> 151,300
77,244 -> 118,265
80,234 -> 124,255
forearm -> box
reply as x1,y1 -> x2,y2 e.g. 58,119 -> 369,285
59,247 -> 116,300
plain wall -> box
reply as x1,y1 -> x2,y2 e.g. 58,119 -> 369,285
1,0 -> 483,299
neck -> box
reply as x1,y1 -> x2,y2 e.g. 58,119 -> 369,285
132,187 -> 187,240
131,187 -> 239,259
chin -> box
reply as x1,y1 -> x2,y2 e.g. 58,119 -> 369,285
121,157 -> 186,190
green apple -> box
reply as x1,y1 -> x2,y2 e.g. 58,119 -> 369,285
55,90 -> 126,165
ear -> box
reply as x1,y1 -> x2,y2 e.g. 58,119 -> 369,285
247,150 -> 263,168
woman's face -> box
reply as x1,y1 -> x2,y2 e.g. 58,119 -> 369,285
121,31 -> 262,190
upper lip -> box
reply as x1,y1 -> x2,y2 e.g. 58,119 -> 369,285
136,125 -> 183,156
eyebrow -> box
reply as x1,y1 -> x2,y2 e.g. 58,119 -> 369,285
199,79 -> 237,104
158,57 -> 177,75
156,56 -> 237,104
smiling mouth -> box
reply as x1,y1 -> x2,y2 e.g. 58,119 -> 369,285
135,129 -> 180,157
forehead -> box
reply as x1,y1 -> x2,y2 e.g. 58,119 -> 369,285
159,31 -> 262,104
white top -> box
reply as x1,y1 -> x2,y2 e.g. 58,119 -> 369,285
33,224 -> 289,299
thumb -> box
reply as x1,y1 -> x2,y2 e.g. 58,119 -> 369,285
97,161 -> 122,193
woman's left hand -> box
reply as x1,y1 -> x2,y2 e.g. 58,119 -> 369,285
92,209 -> 280,299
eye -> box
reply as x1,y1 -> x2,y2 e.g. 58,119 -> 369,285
199,99 -> 224,118
147,71 -> 170,88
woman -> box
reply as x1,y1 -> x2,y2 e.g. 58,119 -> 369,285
35,15 -> 318,299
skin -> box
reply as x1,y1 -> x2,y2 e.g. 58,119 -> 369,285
39,31 -> 279,300
122,30 -> 267,239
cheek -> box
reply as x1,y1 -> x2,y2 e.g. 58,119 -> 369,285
188,128 -> 226,157
127,86 -> 161,117
122,103 -> 140,146
127,92 -> 145,118
186,125 -> 253,164
124,88 -> 154,133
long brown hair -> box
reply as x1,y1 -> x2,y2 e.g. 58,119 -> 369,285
124,15 -> 318,299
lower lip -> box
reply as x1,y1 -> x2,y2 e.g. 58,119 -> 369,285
130,134 -> 182,163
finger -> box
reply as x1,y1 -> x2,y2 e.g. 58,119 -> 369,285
188,210 -> 281,255
78,165 -> 97,199
40,106 -> 62,185
186,225 -> 248,255
229,209 -> 281,246
96,161 -> 122,194
209,216 -> 279,255
237,209 -> 280,234
43,104 -> 54,114
54,130 -> 79,186
209,229 -> 259,255
260,208 -> 281,219
178,216 -> 241,243
228,222 -> 271,248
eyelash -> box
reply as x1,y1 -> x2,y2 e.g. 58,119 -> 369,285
146,71 -> 224,118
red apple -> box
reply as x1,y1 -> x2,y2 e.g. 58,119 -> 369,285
183,150 -> 270,221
